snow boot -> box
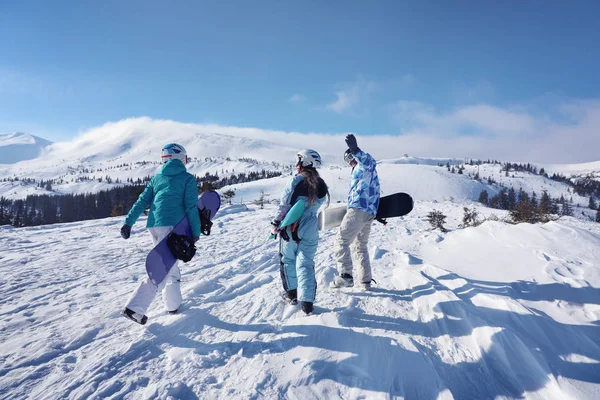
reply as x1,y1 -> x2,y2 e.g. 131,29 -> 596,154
283,289 -> 298,305
330,273 -> 354,288
301,301 -> 313,315
356,278 -> 377,291
167,309 -> 179,315
121,307 -> 148,325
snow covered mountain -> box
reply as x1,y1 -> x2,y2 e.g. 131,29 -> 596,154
542,160 -> 600,178
1,118 -> 598,215
0,132 -> 52,164
1,118 -> 599,398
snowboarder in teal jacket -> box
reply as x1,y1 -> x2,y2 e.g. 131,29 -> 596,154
120,143 -> 200,324
272,149 -> 329,315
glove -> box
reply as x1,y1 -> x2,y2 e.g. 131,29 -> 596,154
345,134 -> 360,154
193,236 -> 200,243
271,220 -> 290,241
279,228 -> 290,242
120,224 -> 131,239
271,220 -> 281,235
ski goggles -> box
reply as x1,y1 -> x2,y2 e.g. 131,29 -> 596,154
344,152 -> 355,164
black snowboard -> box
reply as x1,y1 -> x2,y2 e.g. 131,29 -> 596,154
318,192 -> 414,230
375,192 -> 414,219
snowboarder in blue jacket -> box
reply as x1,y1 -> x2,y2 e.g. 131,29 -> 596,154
272,149 -> 328,315
119,143 -> 201,324
331,134 -> 380,290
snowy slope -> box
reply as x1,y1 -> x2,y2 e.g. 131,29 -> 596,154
1,199 -> 599,399
1,118 -> 598,220
0,117 -> 305,199
0,132 -> 52,164
380,155 -> 464,166
541,161 -> 600,178
225,163 -> 502,207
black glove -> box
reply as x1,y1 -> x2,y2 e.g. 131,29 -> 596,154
271,220 -> 290,241
279,228 -> 290,242
120,224 -> 131,239
345,134 -> 360,153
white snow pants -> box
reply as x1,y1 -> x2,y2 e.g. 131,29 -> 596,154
334,208 -> 374,285
125,226 -> 182,315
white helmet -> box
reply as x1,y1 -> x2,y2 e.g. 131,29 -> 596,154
161,143 -> 188,164
297,149 -> 322,168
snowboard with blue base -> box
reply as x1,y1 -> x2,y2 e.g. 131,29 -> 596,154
269,200 -> 306,240
145,190 -> 221,286
318,192 -> 413,230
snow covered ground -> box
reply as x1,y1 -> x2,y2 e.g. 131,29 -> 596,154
1,198 -> 599,399
1,119 -> 600,398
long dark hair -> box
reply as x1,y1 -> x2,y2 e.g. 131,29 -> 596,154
299,167 -> 322,206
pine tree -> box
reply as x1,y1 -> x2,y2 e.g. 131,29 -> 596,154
596,208 -> 600,223
561,197 -> 573,216
531,191 -> 538,208
222,189 -> 236,205
508,187 -> 517,210
478,190 -> 489,206
461,207 -> 479,228
0,197 -> 11,225
539,191 -> 552,220
510,190 -> 536,223
589,196 -> 597,210
13,200 -> 24,227
61,194 -> 75,222
256,190 -> 269,209
499,188 -> 510,210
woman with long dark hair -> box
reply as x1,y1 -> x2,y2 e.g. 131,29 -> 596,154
271,149 -> 328,314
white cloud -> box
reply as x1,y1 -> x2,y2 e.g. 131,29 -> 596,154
288,94 -> 306,103
30,97 -> 600,167
326,79 -> 377,113
389,99 -> 600,163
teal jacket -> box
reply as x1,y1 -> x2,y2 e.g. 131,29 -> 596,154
124,160 -> 201,237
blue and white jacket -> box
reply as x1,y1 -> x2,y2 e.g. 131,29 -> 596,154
347,150 -> 380,216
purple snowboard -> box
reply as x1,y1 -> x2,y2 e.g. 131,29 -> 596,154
145,191 -> 221,286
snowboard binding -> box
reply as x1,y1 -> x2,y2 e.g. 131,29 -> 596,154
200,208 -> 213,236
167,232 -> 196,262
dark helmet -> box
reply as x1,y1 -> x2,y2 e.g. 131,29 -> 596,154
344,149 -> 356,164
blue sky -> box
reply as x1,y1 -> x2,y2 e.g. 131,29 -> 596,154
1,0 -> 600,155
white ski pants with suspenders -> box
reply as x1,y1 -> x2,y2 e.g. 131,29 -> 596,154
125,226 -> 182,315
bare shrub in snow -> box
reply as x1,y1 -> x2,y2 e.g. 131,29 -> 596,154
460,207 -> 481,228
255,190 -> 269,209
427,210 -> 448,232
487,213 -> 499,221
